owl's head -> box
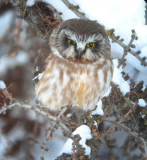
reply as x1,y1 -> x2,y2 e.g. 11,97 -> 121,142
50,19 -> 111,63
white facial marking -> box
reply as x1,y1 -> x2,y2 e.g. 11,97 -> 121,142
65,30 -> 104,52
51,47 -> 63,58
76,42 -> 86,50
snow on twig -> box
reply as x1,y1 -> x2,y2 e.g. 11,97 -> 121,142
106,29 -> 147,67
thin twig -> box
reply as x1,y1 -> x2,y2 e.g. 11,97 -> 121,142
0,102 -> 71,134
61,0 -> 87,19
48,106 -> 68,137
118,103 -> 136,123
118,30 -> 137,68
105,119 -> 147,158
106,30 -> 147,66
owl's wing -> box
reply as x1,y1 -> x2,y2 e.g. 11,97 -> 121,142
33,48 -> 50,83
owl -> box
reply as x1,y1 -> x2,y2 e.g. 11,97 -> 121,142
34,19 -> 113,111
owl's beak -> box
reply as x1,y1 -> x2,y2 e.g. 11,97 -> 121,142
76,48 -> 84,59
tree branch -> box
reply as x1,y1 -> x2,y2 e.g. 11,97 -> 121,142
105,119 -> 147,158
106,29 -> 147,67
61,0 -> 87,19
0,102 -> 71,135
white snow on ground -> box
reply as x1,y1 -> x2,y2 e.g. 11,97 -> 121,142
59,125 -> 92,156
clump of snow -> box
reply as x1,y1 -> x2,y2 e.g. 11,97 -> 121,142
72,0 -> 145,29
8,127 -> 27,143
138,99 -> 146,107
112,59 -> 130,95
0,50 -> 29,76
26,0 -> 35,6
142,84 -> 146,92
91,100 -> 104,116
59,125 -> 92,156
0,81 -> 6,89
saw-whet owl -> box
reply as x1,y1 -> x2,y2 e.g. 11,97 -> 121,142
34,18 -> 113,111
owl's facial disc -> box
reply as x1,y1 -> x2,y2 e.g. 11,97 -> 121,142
56,29 -> 109,63
66,38 -> 85,59
64,33 -> 102,62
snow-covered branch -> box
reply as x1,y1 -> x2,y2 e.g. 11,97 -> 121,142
106,29 -> 147,67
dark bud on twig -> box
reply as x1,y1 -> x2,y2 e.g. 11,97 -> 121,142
135,36 -> 138,40
142,57 -> 146,61
142,57 -> 146,60
136,50 -> 141,55
75,5 -> 80,9
122,72 -> 130,81
111,28 -> 115,32
131,29 -> 138,40
130,44 -> 136,48
132,29 -> 135,33
116,36 -> 120,40
134,81 -> 144,93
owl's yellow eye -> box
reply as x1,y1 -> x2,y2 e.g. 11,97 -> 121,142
67,39 -> 76,45
86,42 -> 96,48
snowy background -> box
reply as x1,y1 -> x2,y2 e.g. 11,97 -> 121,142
0,0 -> 147,160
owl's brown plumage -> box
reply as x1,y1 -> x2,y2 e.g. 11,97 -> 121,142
34,18 -> 113,111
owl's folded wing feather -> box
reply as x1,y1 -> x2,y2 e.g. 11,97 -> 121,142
33,48 -> 50,83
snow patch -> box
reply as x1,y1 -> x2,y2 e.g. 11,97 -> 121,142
112,59 -> 130,95
0,81 -> 6,89
0,135 -> 7,157
0,11 -> 15,39
26,0 -> 36,6
138,99 -> 146,107
59,125 -> 92,156
0,50 -> 29,76
91,100 -> 104,116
